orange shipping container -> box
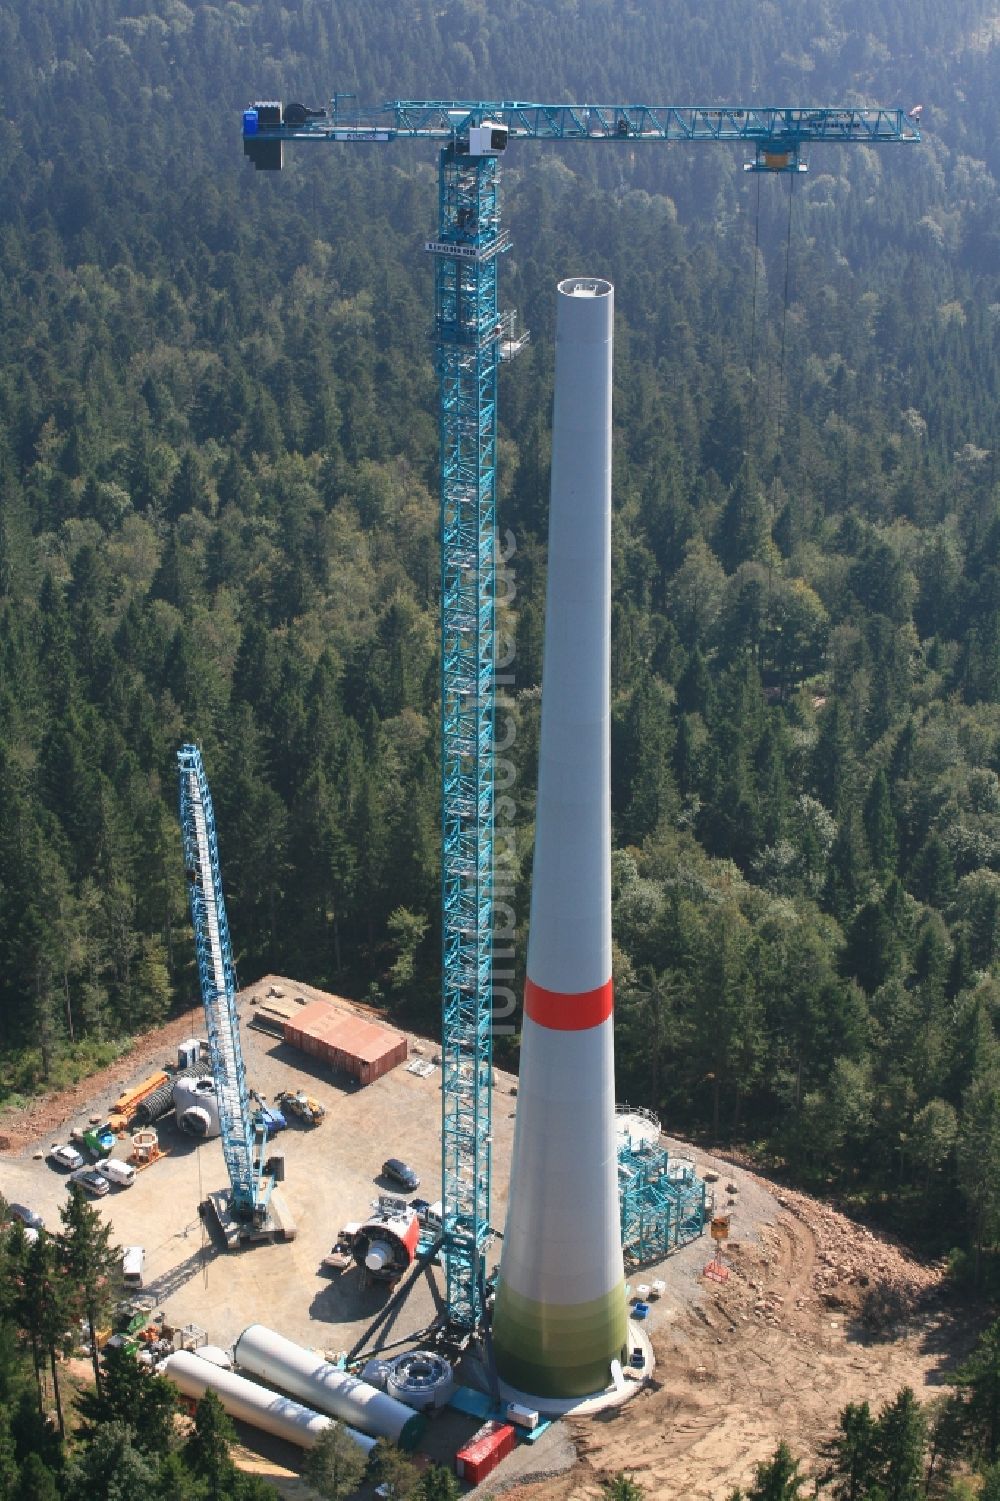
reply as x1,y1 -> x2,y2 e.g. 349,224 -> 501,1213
282,1001 -> 407,1084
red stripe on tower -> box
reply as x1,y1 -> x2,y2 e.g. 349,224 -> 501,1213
523,977 -> 614,1031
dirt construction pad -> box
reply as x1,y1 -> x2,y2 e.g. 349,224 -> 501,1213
0,978 -> 978,1499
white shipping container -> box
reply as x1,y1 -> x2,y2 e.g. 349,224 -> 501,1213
505,1402 -> 539,1430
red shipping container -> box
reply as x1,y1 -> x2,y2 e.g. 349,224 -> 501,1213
282,1000 -> 407,1083
455,1420 -> 516,1484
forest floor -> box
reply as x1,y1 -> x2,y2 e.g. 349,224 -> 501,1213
500,1163 -> 974,1501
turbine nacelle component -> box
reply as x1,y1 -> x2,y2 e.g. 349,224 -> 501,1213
352,1199 -> 420,1280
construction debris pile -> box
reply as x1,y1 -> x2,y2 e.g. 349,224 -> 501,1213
717,1174 -> 946,1330
771,1183 -> 945,1309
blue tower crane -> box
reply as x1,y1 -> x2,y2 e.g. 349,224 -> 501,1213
242,96 -> 919,1331
178,744 -> 272,1226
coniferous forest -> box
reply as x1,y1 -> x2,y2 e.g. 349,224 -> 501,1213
1,0 -> 1000,1277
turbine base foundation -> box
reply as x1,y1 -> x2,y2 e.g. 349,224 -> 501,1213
495,1320 -> 655,1419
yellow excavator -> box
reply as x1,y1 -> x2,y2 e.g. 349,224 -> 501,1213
275,1089 -> 326,1126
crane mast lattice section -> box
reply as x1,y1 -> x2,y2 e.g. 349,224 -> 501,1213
435,144 -> 501,1332
178,744 -> 267,1221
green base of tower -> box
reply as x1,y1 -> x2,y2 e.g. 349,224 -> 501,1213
492,1279 -> 628,1397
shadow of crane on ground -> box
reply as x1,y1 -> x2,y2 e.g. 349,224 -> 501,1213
145,1235 -> 225,1303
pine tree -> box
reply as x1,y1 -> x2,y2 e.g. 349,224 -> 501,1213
715,477 -> 770,574
183,1390 -> 238,1500
8,1392 -> 60,1480
371,1438 -> 419,1500
910,833 -> 955,908
415,1465 -> 461,1501
601,1476 -> 646,1501
818,1400 -> 878,1501
952,1318 -> 1000,1464
864,770 -> 898,883
874,1387 -> 927,1501
303,1422 -> 368,1501
77,1341 -> 178,1457
62,1420 -> 158,1501
149,1452 -> 206,1501
956,1074 -> 1000,1286
811,699 -> 856,820
15,1232 -> 69,1436
745,1442 -> 805,1501
58,1182 -> 120,1395
0,1402 -> 19,1501
12,1455 -> 59,1501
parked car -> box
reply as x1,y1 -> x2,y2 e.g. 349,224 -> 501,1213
48,1143 -> 85,1171
7,1204 -> 43,1231
95,1158 -> 137,1189
69,1166 -> 110,1198
381,1157 -> 420,1192
410,1197 -> 443,1230
420,1199 -> 443,1232
122,1245 -> 145,1289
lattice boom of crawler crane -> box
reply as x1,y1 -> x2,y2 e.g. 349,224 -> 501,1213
178,744 -> 268,1221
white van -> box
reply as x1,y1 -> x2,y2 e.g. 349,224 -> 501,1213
96,1158 -> 136,1189
122,1246 -> 145,1289
421,1200 -> 443,1233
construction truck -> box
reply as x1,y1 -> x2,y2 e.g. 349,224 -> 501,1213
275,1089 -> 326,1125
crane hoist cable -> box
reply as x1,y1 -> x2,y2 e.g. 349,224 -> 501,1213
775,167 -> 797,459
744,168 -> 763,497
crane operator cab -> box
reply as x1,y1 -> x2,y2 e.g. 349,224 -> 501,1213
468,122 -> 508,156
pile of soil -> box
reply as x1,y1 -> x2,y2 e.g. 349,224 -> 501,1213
767,1181 -> 946,1322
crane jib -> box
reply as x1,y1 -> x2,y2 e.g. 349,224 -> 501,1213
242,100 -> 920,150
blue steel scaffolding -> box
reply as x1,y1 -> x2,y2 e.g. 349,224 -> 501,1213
617,1109 -> 706,1268
435,146 -> 503,1331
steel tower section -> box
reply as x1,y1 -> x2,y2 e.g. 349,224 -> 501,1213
178,744 -> 265,1221
434,145 -> 502,1332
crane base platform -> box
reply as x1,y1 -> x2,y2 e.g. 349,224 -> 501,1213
201,1188 -> 297,1249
